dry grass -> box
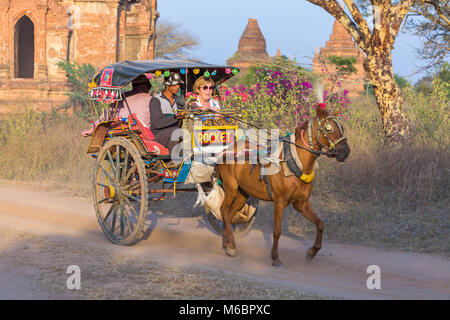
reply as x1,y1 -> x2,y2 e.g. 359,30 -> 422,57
0,109 -> 93,196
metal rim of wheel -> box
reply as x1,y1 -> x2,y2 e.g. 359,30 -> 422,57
206,200 -> 258,237
93,137 -> 148,245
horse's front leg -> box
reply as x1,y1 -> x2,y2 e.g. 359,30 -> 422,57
221,190 -> 247,257
272,199 -> 287,266
220,191 -> 237,256
293,200 -> 323,259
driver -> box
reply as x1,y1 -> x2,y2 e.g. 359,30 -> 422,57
149,72 -> 185,153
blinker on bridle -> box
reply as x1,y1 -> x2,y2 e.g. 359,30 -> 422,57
308,116 -> 346,153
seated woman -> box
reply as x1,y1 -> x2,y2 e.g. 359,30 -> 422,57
187,76 -> 220,111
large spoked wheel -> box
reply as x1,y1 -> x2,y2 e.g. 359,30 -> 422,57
206,198 -> 259,237
93,137 -> 148,245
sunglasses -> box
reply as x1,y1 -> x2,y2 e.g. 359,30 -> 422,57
201,86 -> 214,91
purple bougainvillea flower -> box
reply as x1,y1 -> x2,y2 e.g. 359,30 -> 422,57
301,81 -> 312,89
266,82 -> 276,90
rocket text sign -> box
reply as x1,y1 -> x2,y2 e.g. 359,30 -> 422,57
193,127 -> 237,149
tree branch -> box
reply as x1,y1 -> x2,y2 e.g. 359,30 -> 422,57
306,0 -> 369,51
423,0 -> 450,26
390,0 -> 416,45
344,0 -> 372,40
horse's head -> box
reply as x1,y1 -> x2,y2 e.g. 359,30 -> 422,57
310,103 -> 350,162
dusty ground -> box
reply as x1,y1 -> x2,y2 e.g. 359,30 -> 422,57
0,183 -> 448,300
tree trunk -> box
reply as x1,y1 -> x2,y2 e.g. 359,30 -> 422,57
364,50 -> 411,144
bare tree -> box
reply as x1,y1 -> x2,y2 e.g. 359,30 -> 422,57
306,0 -> 447,144
155,20 -> 199,59
404,1 -> 449,70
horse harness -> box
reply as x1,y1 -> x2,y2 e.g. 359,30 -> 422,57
261,116 -> 346,200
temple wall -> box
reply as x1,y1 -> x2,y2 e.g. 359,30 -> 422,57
0,0 -> 157,113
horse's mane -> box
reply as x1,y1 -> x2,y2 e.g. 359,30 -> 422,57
295,120 -> 309,141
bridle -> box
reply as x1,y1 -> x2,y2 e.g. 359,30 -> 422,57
307,115 -> 347,156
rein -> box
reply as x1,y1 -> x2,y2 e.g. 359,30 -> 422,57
201,109 -> 341,158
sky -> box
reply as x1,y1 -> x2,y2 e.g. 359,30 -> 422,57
158,0 -> 436,84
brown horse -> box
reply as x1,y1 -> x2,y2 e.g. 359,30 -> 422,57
217,104 -> 350,266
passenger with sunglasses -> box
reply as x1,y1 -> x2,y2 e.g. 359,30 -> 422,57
188,76 -> 220,111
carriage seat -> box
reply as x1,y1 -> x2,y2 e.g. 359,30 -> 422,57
125,114 -> 170,156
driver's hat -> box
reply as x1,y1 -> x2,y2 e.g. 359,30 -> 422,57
164,72 -> 184,86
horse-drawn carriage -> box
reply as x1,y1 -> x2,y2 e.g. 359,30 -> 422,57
85,60 -> 258,246
86,59 -> 351,266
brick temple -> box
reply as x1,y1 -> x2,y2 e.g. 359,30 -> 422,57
313,19 -> 365,96
227,18 -> 271,72
0,0 -> 158,112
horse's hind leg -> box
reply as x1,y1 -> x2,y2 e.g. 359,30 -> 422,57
293,200 -> 323,259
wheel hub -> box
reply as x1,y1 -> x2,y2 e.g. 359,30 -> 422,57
104,185 -> 116,199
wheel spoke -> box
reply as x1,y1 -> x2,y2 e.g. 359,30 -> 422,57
122,180 -> 141,192
103,202 -> 116,223
119,203 -> 125,237
96,182 -> 108,188
121,162 -> 137,186
106,150 -> 118,179
111,203 -> 118,234
120,191 -> 141,203
124,197 -> 139,217
121,149 -> 129,182
97,197 -> 109,204
100,162 -> 118,185
120,202 -> 133,235
116,145 -> 120,180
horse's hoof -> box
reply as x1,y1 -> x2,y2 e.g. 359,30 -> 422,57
224,247 -> 237,257
305,248 -> 316,260
272,259 -> 283,267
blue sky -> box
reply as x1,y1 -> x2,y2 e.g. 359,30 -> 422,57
158,0 -> 433,83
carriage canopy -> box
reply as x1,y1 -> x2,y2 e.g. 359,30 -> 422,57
89,59 -> 240,103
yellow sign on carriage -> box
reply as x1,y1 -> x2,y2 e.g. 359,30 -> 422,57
192,126 -> 238,149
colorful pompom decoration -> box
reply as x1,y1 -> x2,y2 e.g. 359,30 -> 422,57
164,70 -> 170,77
232,68 -> 239,75
193,68 -> 200,75
145,73 -> 153,79
225,68 -> 231,74
211,70 -> 217,76
204,71 -> 210,77
180,68 -> 187,75
155,70 -> 162,77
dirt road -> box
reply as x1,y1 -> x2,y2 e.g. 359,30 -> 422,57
0,184 -> 448,300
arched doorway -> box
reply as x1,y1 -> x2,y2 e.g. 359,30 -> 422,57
14,15 -> 34,78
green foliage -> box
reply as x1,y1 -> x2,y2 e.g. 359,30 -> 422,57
236,56 -> 311,88
405,76 -> 449,147
394,74 -> 410,89
56,60 -> 96,118
327,55 -> 357,76
414,63 -> 450,97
